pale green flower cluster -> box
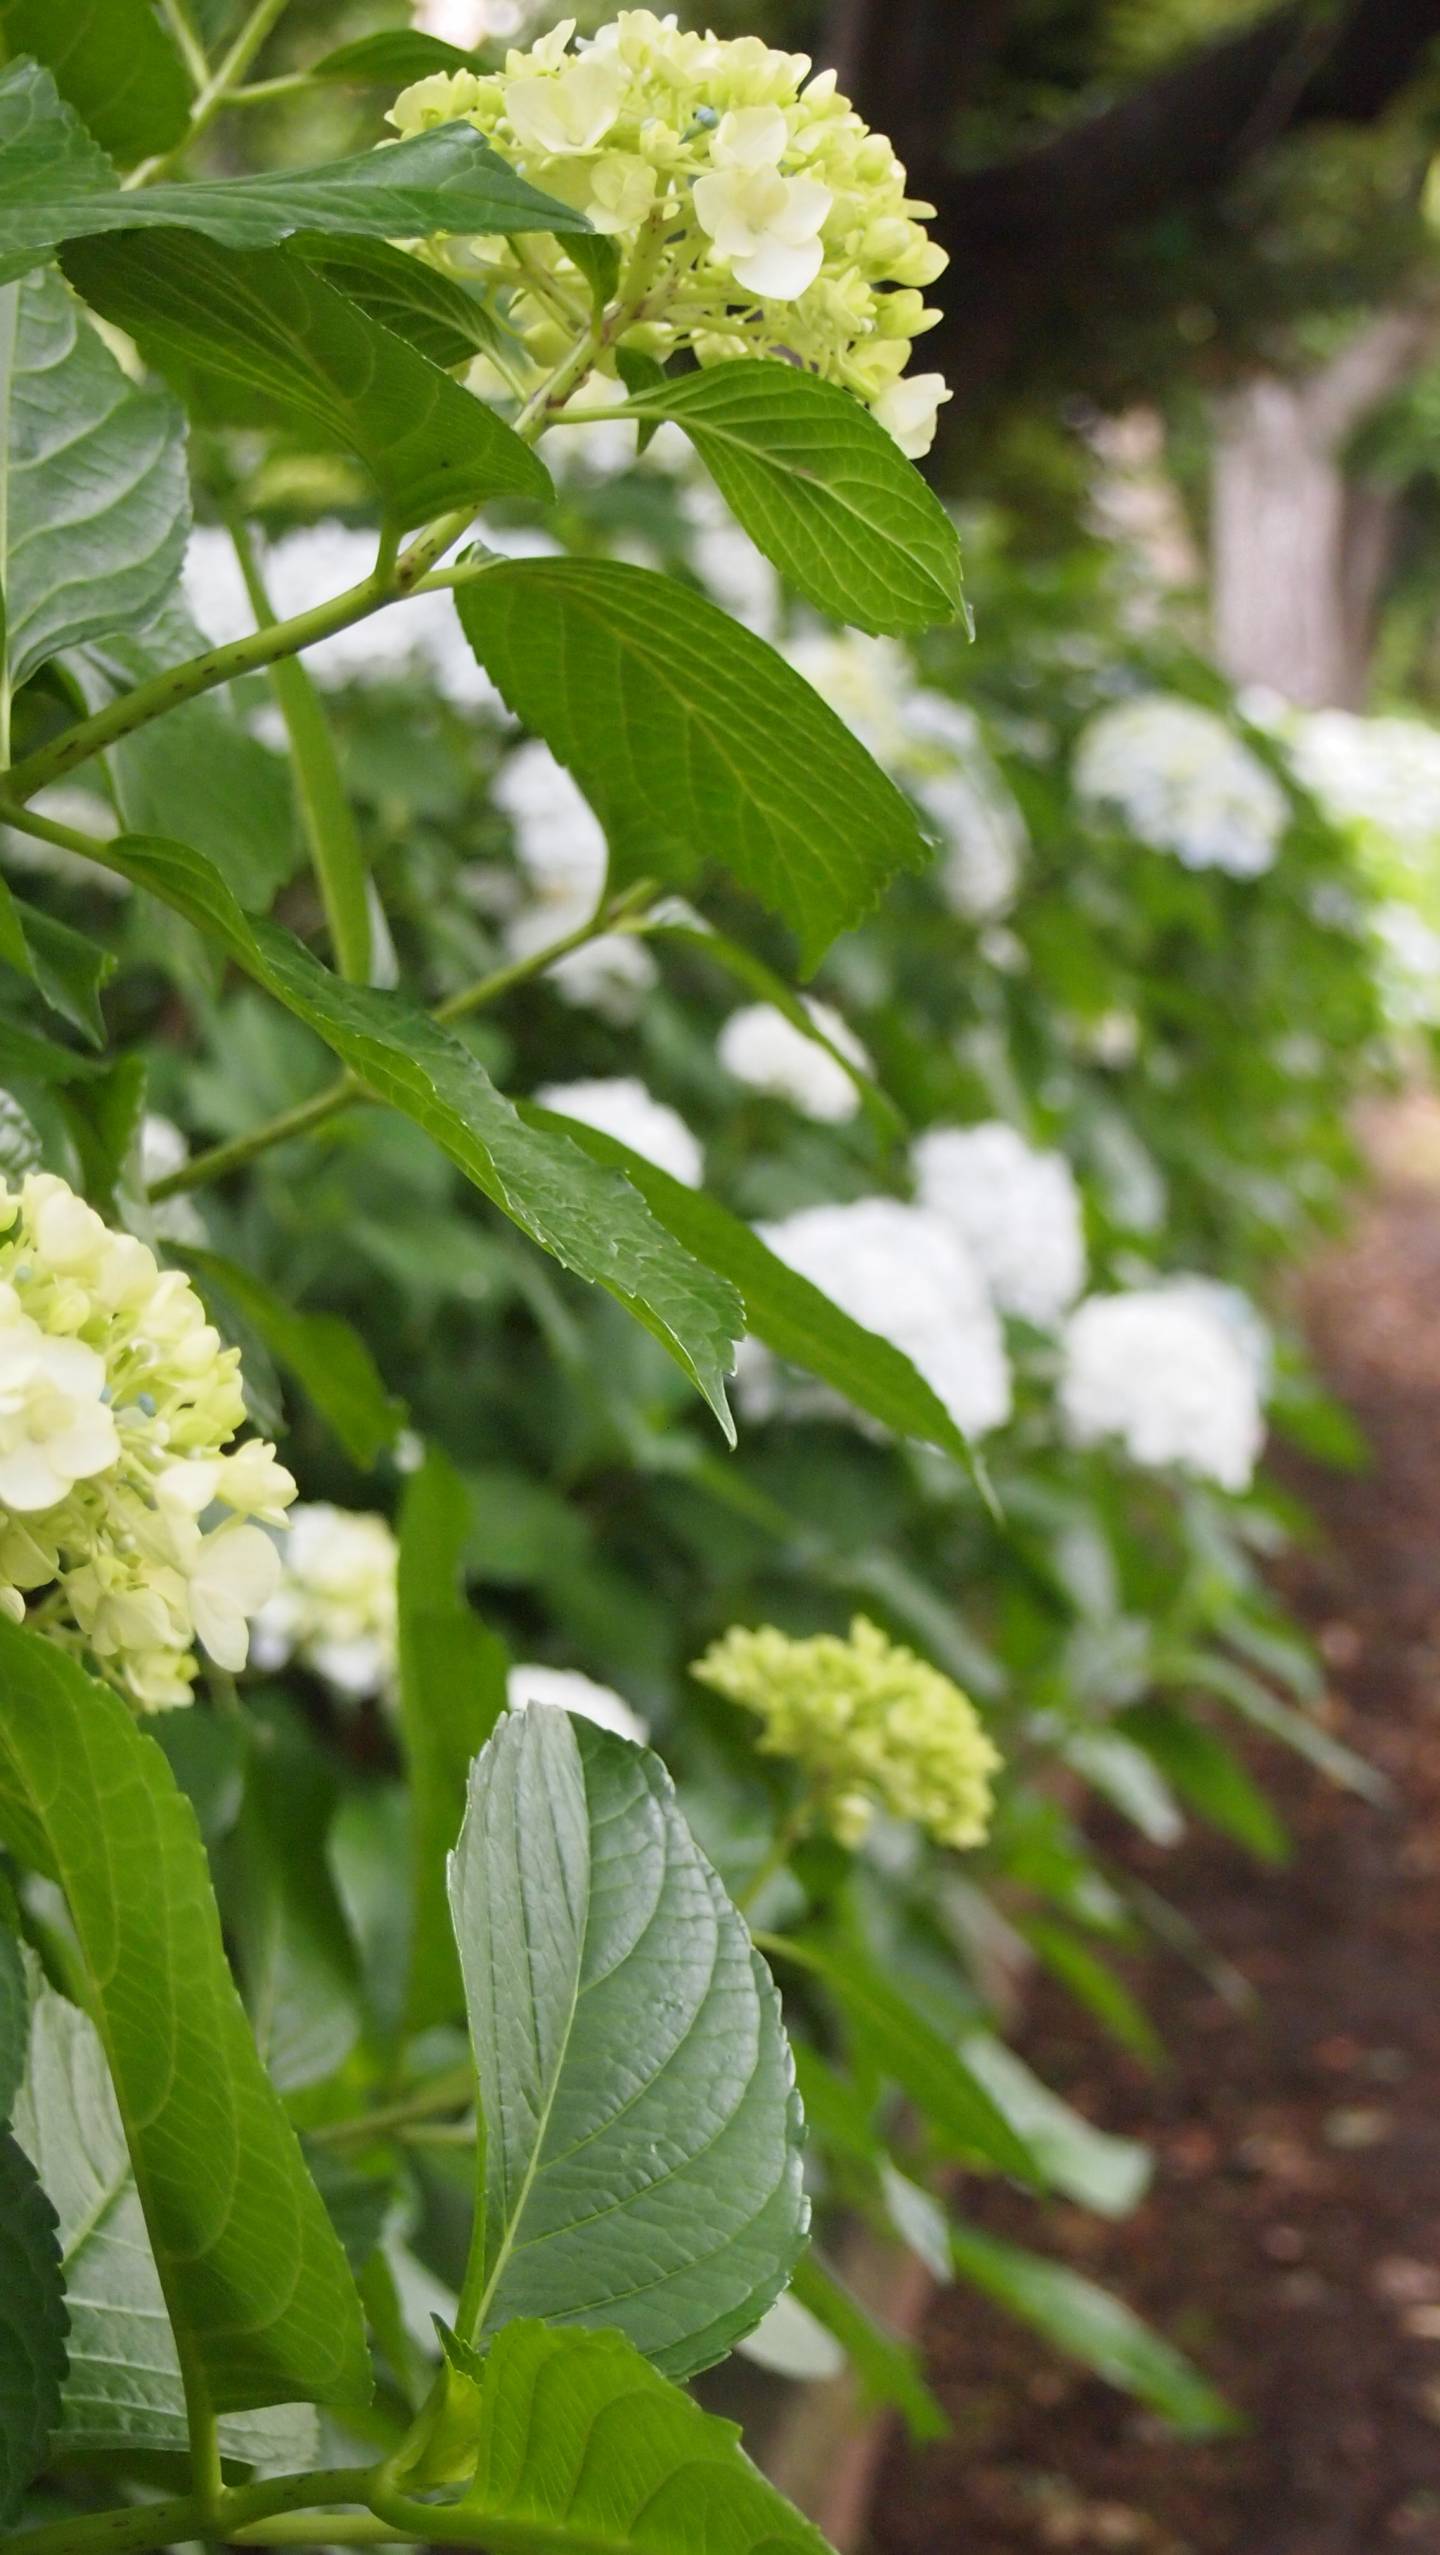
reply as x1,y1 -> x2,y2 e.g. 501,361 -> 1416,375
693,1614 -> 1000,1850
390,12 -> 951,455
0,1174 -> 294,1709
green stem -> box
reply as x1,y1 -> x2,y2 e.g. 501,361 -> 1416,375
307,2063 -> 475,2149
233,2520 -> 403,2546
156,0 -> 210,88
2,2466 -> 375,2555
125,0 -> 295,186
227,511 -> 373,983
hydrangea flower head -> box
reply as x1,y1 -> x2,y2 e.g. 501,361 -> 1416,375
390,14 -> 951,453
1060,1283 -> 1266,1490
912,1121 -> 1086,1326
749,1197 -> 1012,1440
535,1076 -> 703,1185
0,1173 -> 294,1707
508,1660 -> 648,1741
693,1614 -> 1000,1849
1074,694 -> 1288,878
717,997 -> 868,1123
252,1503 -> 398,1700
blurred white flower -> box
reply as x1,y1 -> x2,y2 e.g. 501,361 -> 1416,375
718,999 -> 868,1124
1060,1284 -> 1266,1490
1074,694 -> 1287,878
1286,709 -> 1440,851
252,1503 -> 398,1700
536,1076 -> 703,1186
913,1121 -> 1085,1326
751,1197 -> 1012,1440
494,739 -> 659,1024
138,1115 -> 207,1245
681,479 -> 782,637
507,1661 -> 647,1742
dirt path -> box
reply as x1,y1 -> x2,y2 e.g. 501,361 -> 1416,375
874,1117 -> 1440,2555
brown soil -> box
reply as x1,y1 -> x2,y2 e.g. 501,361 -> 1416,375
873,1113 -> 1440,2555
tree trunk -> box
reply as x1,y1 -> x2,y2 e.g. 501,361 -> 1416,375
1211,308 -> 1439,707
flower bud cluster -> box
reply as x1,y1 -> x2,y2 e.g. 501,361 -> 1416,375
0,1174 -> 294,1708
390,12 -> 951,455
693,1613 -> 1000,1850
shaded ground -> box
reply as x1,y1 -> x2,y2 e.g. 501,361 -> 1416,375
875,1109 -> 1440,2555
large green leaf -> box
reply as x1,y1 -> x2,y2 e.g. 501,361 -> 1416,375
0,0 -> 190,162
455,560 -> 930,970
12,1974 -> 319,2464
65,232 -> 548,524
0,265 -> 188,700
296,236 -> 518,372
101,832 -> 743,1432
178,1247 -> 404,1470
396,1449 -> 508,2036
68,604 -> 300,913
617,359 -> 965,637
0,62 -> 591,280
383,2321 -> 833,2553
450,1709 -> 808,2377
955,2034 -> 1150,2218
0,2129 -> 65,2523
947,2221 -> 1236,2436
308,32 -> 484,85
0,1924 -> 24,2121
1120,1701 -> 1288,1863
526,1106 -> 973,1463
0,1625 -> 370,2414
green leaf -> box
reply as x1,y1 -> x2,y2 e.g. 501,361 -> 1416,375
69,602 -> 300,912
566,230 -> 620,315
102,830 -> 743,1430
177,1247 -> 404,1469
308,31 -> 483,84
397,1449 -> 508,2036
450,1709 -> 808,2377
620,359 -> 965,637
296,236 -> 517,371
947,2221 -> 1237,2436
0,266 -> 188,699
390,2320 -> 833,2554
0,0 -> 190,162
615,346 -> 666,451
455,560 -> 930,971
0,878 -> 113,1046
0,63 -> 592,279
1020,1918 -> 1162,2067
955,2034 -> 1151,2217
1164,1647 -> 1387,1803
767,1936 -> 1034,2181
0,1625 -> 370,2414
525,1107 -> 971,1463
788,2254 -> 947,2442
0,1087 -> 41,1178
227,1716 -> 365,2096
0,1923 -> 24,2120
13,1974 -> 320,2465
1120,1703 -> 1288,1864
0,2128 -> 65,2524
64,232 -> 549,524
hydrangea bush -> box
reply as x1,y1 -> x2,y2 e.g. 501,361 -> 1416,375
0,6 -> 1392,2550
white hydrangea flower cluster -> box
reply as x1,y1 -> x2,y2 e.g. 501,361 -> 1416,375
718,997 -> 869,1124
252,1503 -> 399,1701
1059,1283 -> 1267,1491
1073,694 -> 1289,879
1284,708 -> 1440,853
0,1174 -> 294,1708
536,1076 -> 703,1184
785,631 -> 1026,920
390,12 -> 952,456
491,738 -> 658,1022
746,1197 -> 1012,1441
508,1660 -> 648,1740
913,1121 -> 1086,1327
